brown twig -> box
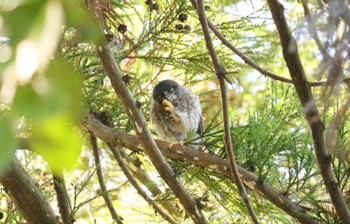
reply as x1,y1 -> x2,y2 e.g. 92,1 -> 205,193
326,95 -> 350,160
95,44 -> 207,223
90,133 -> 123,224
192,0 -> 259,223
201,2 -> 350,87
301,0 -> 330,59
118,149 -> 182,220
107,144 -> 179,224
53,173 -> 72,224
267,0 -> 350,223
83,113 -> 319,224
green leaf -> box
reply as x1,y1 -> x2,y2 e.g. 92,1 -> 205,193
0,0 -> 47,46
44,59 -> 83,120
12,84 -> 51,122
12,58 -> 83,122
0,116 -> 17,176
30,115 -> 82,175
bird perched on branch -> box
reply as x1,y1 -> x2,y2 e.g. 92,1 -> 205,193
150,79 -> 203,149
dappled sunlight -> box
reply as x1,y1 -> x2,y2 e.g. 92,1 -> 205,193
15,40 -> 39,83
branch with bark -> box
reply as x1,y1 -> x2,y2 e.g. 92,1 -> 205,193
53,173 -> 72,224
267,0 -> 350,223
0,156 -> 60,224
90,134 -> 123,224
83,113 -> 319,224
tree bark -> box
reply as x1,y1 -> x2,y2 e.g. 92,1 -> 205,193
0,156 -> 60,224
53,174 -> 72,224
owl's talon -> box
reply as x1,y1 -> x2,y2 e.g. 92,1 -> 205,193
173,115 -> 180,123
162,99 -> 174,112
169,141 -> 184,148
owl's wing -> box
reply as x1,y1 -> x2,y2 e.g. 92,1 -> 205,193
197,115 -> 203,135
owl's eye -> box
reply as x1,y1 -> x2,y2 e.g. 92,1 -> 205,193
170,86 -> 177,92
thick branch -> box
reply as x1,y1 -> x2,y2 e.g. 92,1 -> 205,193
107,144 -> 179,224
53,173 -> 72,224
193,0 -> 259,223
267,0 -> 350,223
0,156 -> 60,224
95,44 -> 207,223
83,113 -> 319,224
90,134 -> 123,224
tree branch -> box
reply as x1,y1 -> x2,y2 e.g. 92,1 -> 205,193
201,1 -> 350,87
301,0 -> 330,60
107,143 -> 179,224
90,133 -> 123,224
192,0 -> 259,223
95,44 -> 207,223
0,156 -> 60,224
118,148 -> 183,220
267,0 -> 350,223
53,173 -> 73,224
83,113 -> 319,224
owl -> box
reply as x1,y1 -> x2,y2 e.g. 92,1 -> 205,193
150,79 -> 203,149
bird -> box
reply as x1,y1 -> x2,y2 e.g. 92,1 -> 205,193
150,79 -> 203,149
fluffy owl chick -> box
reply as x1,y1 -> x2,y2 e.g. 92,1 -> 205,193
150,80 -> 203,149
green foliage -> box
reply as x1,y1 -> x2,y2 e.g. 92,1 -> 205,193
1,0 -> 350,223
0,0 -> 90,175
30,115 -> 82,175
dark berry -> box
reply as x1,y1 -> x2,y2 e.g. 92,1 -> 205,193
249,165 -> 256,172
136,100 -> 142,108
122,74 -> 131,84
204,5 -> 211,10
178,13 -> 188,22
145,0 -> 152,5
0,211 -> 3,220
175,24 -> 183,30
117,24 -> 127,34
92,111 -> 113,127
152,2 -> 159,10
105,33 -> 114,42
183,24 -> 191,30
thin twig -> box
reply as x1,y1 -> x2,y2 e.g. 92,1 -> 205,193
326,95 -> 350,160
107,144 -> 179,224
267,0 -> 350,222
53,173 -> 72,224
90,133 -> 123,224
119,149 -> 182,220
83,113 -> 319,224
192,0 -> 260,223
202,2 -> 350,87
301,0 -> 330,60
95,44 -> 207,223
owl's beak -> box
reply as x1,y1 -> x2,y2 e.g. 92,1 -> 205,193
164,92 -> 175,102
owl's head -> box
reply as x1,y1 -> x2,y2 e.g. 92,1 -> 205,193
152,79 -> 180,104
